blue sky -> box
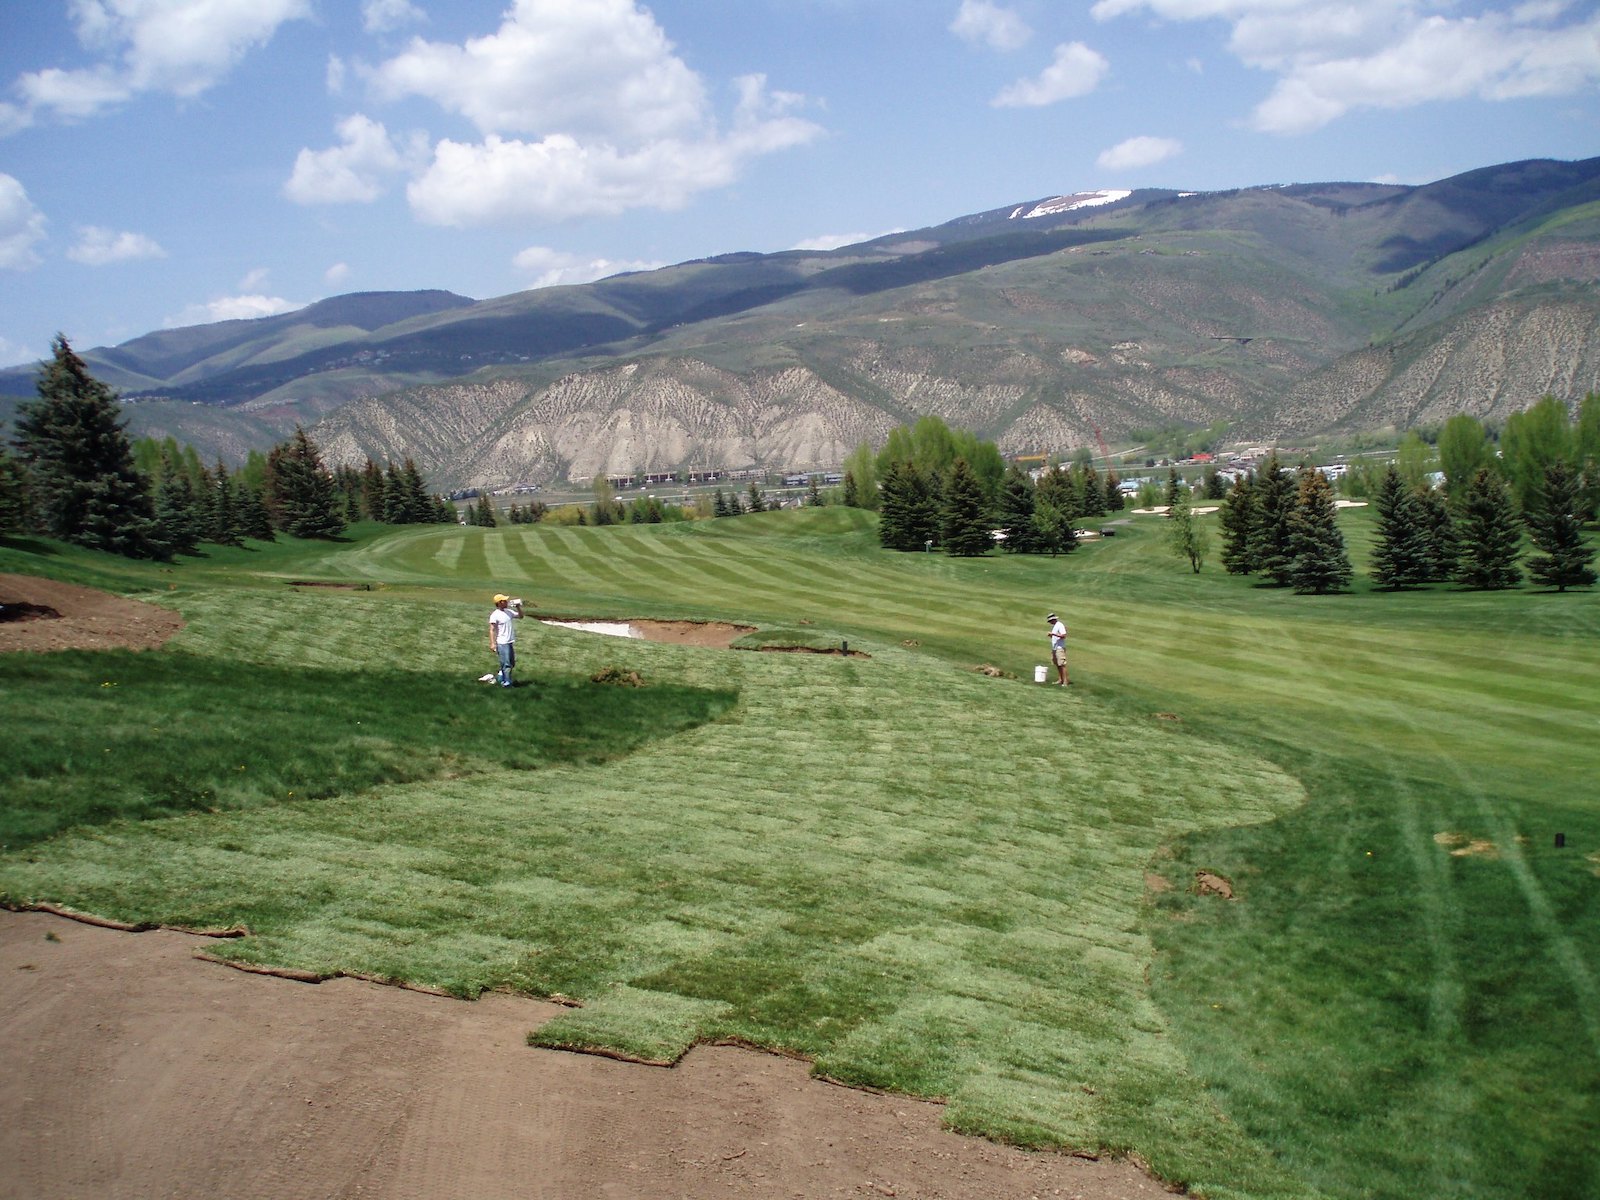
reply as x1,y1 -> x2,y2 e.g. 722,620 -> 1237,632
2,0 -> 1597,370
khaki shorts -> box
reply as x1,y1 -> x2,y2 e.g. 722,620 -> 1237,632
1051,646 -> 1068,666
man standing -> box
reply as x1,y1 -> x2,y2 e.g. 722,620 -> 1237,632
489,593 -> 523,687
1047,611 -> 1069,686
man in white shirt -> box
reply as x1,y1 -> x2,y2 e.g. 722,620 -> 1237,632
1047,611 -> 1069,686
489,593 -> 523,687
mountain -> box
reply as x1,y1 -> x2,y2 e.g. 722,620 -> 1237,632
5,157 -> 1598,487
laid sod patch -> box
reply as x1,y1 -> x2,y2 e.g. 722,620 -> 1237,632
0,648 -> 736,848
531,985 -> 733,1065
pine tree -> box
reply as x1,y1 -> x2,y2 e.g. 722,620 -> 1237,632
1415,486 -> 1459,583
1219,473 -> 1258,575
996,465 -> 1038,553
940,457 -> 993,556
206,460 -> 244,546
264,428 -> 346,539
152,449 -> 204,557
361,459 -> 387,521
712,488 -> 729,517
877,460 -> 912,549
1525,459 -> 1597,591
806,476 -> 823,506
1288,468 -> 1352,594
1164,467 -> 1183,507
12,335 -> 159,557
1369,466 -> 1429,590
1456,467 -> 1522,590
746,480 -> 767,514
1250,452 -> 1297,586
842,471 -> 860,508
475,493 -> 497,527
0,446 -> 30,534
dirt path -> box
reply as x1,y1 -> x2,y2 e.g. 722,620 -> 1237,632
1,573 -> 1168,1199
1,911 -> 1169,1200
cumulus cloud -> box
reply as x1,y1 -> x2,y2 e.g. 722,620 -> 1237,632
1090,0 -> 1600,134
0,174 -> 48,270
167,293 -> 300,328
5,0 -> 311,130
67,225 -> 166,265
993,42 -> 1110,107
791,230 -> 903,251
512,246 -> 664,288
950,1 -> 1032,52
325,261 -> 351,285
362,0 -> 426,34
341,0 -> 822,226
1097,135 -> 1183,171
285,114 -> 425,205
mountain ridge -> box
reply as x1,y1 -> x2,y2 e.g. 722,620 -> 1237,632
4,156 -> 1598,487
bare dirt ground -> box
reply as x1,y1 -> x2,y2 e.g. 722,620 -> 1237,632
1,574 -> 1170,1199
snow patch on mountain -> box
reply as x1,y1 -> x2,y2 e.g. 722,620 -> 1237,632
1009,190 -> 1132,220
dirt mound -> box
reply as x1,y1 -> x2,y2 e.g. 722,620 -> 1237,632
0,573 -> 185,653
1,910 -> 1167,1200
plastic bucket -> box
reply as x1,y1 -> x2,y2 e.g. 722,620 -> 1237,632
1034,664 -> 1047,684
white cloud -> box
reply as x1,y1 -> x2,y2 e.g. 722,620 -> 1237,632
950,1 -> 1032,52
167,293 -> 300,328
407,74 -> 821,227
67,225 -> 166,265
285,114 -> 424,205
512,246 -> 664,288
362,0 -> 426,34
0,174 -> 48,270
326,54 -> 347,95
1097,135 -> 1183,170
361,1 -> 821,226
6,0 -> 312,129
1091,0 -> 1600,134
238,266 -> 271,291
993,42 -> 1110,107
791,230 -> 902,251
325,261 -> 350,285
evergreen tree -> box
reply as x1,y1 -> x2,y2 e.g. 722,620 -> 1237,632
0,446 -> 30,534
361,459 -> 387,521
1288,468 -> 1352,594
152,449 -> 204,557
1249,452 -> 1297,586
877,460 -> 913,550
1369,466 -> 1429,590
475,493 -> 498,527
1202,467 -> 1228,500
264,427 -> 346,539
1031,498 -> 1077,557
1163,467 -> 1183,507
746,480 -> 767,514
1218,473 -> 1258,575
941,457 -> 993,556
1414,486 -> 1459,584
712,488 -> 729,517
841,471 -> 860,508
1456,467 -> 1522,590
1525,459 -> 1597,591
12,335 -> 159,557
1104,468 -> 1125,511
806,476 -> 823,506
996,465 -> 1038,553
206,459 -> 245,546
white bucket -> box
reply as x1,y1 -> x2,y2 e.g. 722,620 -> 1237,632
1034,664 -> 1047,684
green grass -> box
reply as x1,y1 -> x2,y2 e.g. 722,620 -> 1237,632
2,507 -> 1597,1200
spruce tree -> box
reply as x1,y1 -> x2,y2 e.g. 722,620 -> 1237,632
152,449 -> 204,557
1456,467 -> 1522,590
206,460 -> 244,546
746,481 -> 767,513
475,493 -> 497,527
264,428 -> 346,539
1369,466 -> 1429,590
13,335 -> 159,557
941,457 -> 993,556
712,488 -> 729,517
842,471 -> 860,508
1415,486 -> 1459,583
1288,468 -> 1352,594
1250,452 -> 1297,586
1219,473 -> 1258,575
877,460 -> 913,550
0,446 -> 30,534
1525,459 -> 1597,591
806,476 -> 823,506
997,465 -> 1038,553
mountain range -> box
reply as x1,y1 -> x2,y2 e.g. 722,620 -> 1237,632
4,155 -> 1598,490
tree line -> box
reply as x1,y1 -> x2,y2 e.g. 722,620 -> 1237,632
0,336 -> 453,558
834,415 -> 1124,557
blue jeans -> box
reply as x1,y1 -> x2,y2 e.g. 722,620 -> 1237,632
496,642 -> 515,686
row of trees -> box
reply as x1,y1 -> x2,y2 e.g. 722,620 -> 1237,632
1,336 -> 453,558
857,416 -> 1125,557
1217,449 -> 1595,594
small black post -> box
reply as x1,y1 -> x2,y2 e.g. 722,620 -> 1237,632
1555,833 -> 1566,848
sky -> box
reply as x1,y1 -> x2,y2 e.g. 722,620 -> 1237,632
1,0 -> 1597,370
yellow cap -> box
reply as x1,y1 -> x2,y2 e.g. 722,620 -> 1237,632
493,594 -> 510,604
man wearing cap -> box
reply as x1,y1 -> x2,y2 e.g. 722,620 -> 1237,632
489,593 -> 523,687
1047,611 -> 1069,686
